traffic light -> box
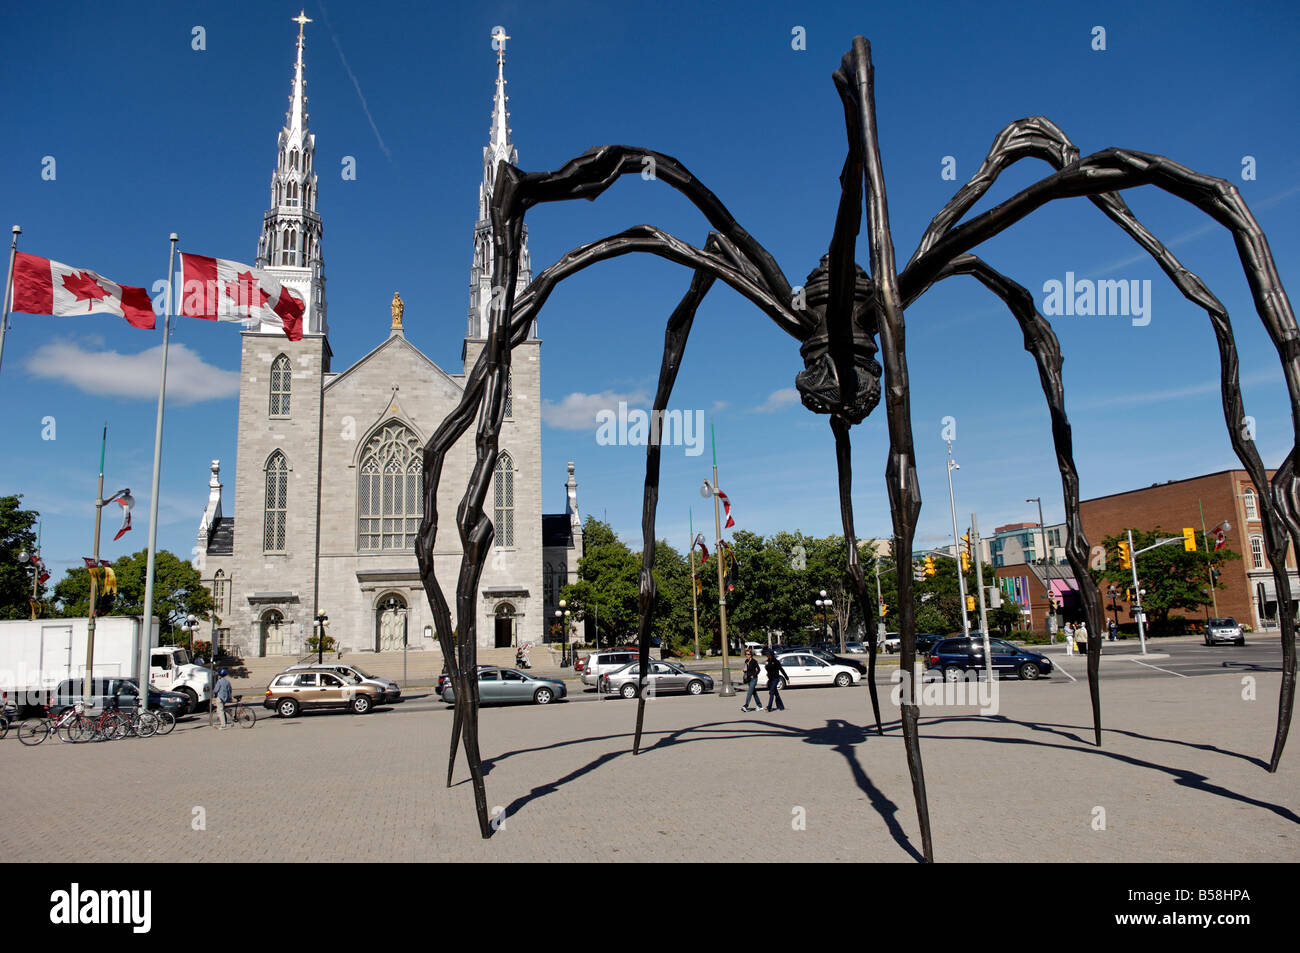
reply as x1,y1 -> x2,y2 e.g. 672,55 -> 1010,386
966,595 -> 976,611
1118,540 -> 1131,570
924,555 -> 936,577
961,551 -> 971,573
1182,527 -> 1197,552
1124,587 -> 1132,602
879,603 -> 888,618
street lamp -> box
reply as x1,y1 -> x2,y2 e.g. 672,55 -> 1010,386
1106,585 -> 1121,631
314,611 -> 329,663
556,599 -> 572,667
16,550 -> 40,620
814,590 -> 829,645
1026,497 -> 1046,565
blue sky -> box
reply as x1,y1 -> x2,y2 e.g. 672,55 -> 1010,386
1,0 -> 1297,582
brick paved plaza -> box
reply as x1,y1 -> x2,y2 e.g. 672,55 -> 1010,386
3,669 -> 1296,862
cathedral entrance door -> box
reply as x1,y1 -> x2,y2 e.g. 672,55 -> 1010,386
261,610 -> 285,657
377,595 -> 408,652
494,603 -> 515,648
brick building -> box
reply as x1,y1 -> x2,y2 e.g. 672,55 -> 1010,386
1079,470 -> 1298,632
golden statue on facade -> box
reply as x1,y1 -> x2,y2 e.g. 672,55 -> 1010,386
391,291 -> 404,331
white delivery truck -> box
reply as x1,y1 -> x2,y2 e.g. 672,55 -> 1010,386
0,616 -> 213,715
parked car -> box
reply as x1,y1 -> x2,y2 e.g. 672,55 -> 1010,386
1204,617 -> 1246,646
924,637 -> 1053,681
440,667 -> 566,705
754,652 -> 860,689
286,662 -> 400,703
600,660 -> 714,698
842,641 -> 867,654
580,650 -> 641,687
264,669 -> 380,717
54,678 -> 188,716
437,664 -> 493,696
801,646 -> 866,675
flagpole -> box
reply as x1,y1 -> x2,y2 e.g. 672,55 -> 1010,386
137,234 -> 177,718
711,423 -> 734,696
0,225 -> 21,377
689,509 -> 700,660
84,424 -> 108,708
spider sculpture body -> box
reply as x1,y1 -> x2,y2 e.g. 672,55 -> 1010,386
415,37 -> 1299,862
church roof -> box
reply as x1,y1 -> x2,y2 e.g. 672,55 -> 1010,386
322,332 -> 464,396
208,517 -> 234,556
542,514 -> 573,548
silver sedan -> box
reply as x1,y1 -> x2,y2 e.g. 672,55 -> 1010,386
600,660 -> 714,699
440,667 -> 567,705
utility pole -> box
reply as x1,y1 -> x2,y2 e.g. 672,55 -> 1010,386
945,442 -> 970,637
971,514 -> 991,680
1199,499 -> 1219,617
707,425 -> 734,696
1128,529 -> 1147,655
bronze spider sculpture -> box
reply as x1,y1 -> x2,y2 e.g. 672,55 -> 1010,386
415,37 -> 1299,862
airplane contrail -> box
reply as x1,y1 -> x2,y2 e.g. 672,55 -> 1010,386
316,1 -> 393,162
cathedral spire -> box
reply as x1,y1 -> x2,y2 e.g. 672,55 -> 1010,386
469,27 -> 532,340
256,10 -> 327,338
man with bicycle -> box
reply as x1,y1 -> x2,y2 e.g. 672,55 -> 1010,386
213,669 -> 233,730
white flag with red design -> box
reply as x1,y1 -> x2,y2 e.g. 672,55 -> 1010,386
9,252 -> 155,329
178,253 -> 304,341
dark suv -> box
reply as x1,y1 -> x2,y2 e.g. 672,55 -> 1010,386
54,678 -> 188,715
925,637 -> 1053,681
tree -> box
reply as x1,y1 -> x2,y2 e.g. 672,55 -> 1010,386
0,495 -> 43,619
990,599 -> 1024,636
1095,527 -> 1240,632
51,549 -> 214,641
561,517 -> 640,645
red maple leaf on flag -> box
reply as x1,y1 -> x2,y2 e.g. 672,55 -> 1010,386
62,271 -> 112,311
224,271 -> 270,311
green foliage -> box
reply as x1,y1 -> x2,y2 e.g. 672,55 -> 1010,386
0,495 -> 43,620
51,549 -> 215,640
1095,527 -> 1240,630
306,634 -> 337,653
991,599 -> 1024,636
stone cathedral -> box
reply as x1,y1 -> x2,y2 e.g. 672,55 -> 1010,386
194,21 -> 582,656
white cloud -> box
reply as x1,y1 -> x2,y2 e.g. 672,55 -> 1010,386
542,389 -> 650,430
750,388 -> 799,413
25,340 -> 238,405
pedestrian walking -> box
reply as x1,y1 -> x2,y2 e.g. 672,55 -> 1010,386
740,649 -> 763,712
1075,620 -> 1089,653
764,654 -> 790,712
1064,622 -> 1075,656
1107,618 -> 1118,641
213,668 -> 233,729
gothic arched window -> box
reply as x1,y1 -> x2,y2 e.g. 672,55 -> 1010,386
289,148 -> 299,171
1250,534 -> 1266,570
494,452 -> 515,547
504,370 -> 513,420
286,180 -> 299,208
264,451 -> 288,552
358,422 -> 423,551
270,354 -> 291,416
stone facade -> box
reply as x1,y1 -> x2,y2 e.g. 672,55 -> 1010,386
194,23 -> 581,657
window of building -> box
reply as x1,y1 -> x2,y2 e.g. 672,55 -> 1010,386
494,452 -> 515,547
358,422 -> 423,551
281,228 -> 298,266
1243,486 -> 1258,521
504,371 -> 513,420
212,569 -> 227,614
1250,534 -> 1266,570
270,354 -> 291,416
286,180 -> 299,208
264,451 -> 288,552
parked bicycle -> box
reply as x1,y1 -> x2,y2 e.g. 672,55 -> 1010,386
17,704 -> 86,745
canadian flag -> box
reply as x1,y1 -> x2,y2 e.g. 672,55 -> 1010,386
9,252 -> 155,329
178,253 -> 304,341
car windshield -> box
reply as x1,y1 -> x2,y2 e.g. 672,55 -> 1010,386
349,667 -> 376,679
1209,618 -> 1236,627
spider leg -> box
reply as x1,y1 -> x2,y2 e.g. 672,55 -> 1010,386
934,253 -> 1107,743
633,245 -> 719,754
838,36 -> 933,862
900,149 -> 1299,769
829,416 -> 884,734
